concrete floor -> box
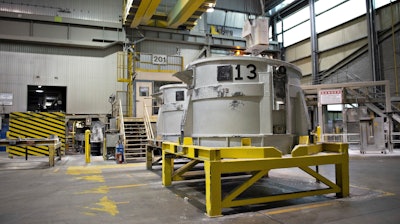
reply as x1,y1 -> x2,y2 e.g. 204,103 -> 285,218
0,149 -> 399,224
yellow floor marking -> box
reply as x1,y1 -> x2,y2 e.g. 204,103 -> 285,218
66,167 -> 102,175
95,163 -> 145,169
116,201 -> 130,205
78,186 -> 110,194
77,183 -> 147,194
266,202 -> 335,215
76,175 -> 105,183
109,183 -> 147,189
350,184 -> 395,197
84,196 -> 119,216
66,163 -> 145,175
53,168 -> 60,173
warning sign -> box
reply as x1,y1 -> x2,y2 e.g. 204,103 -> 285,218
319,89 -> 342,105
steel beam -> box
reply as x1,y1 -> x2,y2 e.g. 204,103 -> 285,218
131,0 -> 152,28
140,0 -> 162,25
167,0 -> 206,29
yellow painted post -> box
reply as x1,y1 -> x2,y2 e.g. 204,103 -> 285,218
103,137 -> 107,161
48,144 -> 54,167
335,145 -> 349,197
6,131 -> 10,157
204,160 -> 222,217
146,144 -> 153,170
162,149 -> 173,186
85,130 -> 91,163
241,138 -> 251,146
316,125 -> 321,142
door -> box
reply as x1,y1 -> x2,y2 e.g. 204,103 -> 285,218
135,81 -> 153,118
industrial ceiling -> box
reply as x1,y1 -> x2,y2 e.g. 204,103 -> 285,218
122,0 -> 301,30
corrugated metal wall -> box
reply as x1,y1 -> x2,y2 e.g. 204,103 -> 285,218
138,40 -> 201,65
0,0 -> 121,23
0,43 -> 123,114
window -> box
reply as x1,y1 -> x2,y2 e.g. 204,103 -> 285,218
276,0 -> 378,47
139,87 -> 149,97
175,91 -> 185,101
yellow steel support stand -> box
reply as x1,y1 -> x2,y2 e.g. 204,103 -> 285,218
161,139 -> 349,217
162,149 -> 173,186
205,160 -> 222,217
335,152 -> 350,197
85,130 -> 91,163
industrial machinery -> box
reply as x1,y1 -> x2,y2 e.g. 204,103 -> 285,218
156,84 -> 188,141
68,118 -> 105,156
155,56 -> 349,217
157,56 -> 310,154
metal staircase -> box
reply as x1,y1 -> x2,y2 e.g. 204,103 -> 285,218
324,71 -> 400,125
123,118 -> 147,162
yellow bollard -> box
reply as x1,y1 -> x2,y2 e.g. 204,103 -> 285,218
85,130 -> 91,163
316,125 -> 321,142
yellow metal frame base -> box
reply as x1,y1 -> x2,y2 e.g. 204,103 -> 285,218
1,136 -> 62,167
162,138 -> 349,217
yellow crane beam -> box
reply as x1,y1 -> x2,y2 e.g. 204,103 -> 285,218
141,0 -> 162,25
130,0 -> 162,28
167,0 -> 206,29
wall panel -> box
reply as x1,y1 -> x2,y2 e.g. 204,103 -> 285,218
0,43 -> 122,114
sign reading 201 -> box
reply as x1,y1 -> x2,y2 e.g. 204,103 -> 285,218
152,54 -> 167,65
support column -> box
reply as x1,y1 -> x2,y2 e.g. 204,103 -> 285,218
204,161 -> 222,217
309,0 -> 319,85
366,0 -> 382,81
162,150 -> 173,186
335,147 -> 350,198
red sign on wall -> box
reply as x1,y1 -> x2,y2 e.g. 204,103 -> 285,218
319,89 -> 343,105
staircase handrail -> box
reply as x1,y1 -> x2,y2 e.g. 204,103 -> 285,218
118,99 -> 126,149
143,103 -> 154,140
331,71 -> 399,114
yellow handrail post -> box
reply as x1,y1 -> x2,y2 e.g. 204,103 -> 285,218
49,144 -> 55,167
85,130 -> 91,163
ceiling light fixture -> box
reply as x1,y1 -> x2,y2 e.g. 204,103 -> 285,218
206,2 -> 216,13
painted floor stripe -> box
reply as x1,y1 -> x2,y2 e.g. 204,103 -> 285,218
266,186 -> 395,216
266,201 -> 335,215
350,184 -> 395,196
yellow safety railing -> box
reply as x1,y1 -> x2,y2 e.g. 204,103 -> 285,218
143,103 -> 154,140
118,99 -> 126,161
134,52 -> 184,73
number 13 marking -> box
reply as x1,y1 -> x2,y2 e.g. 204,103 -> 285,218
235,64 -> 257,80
